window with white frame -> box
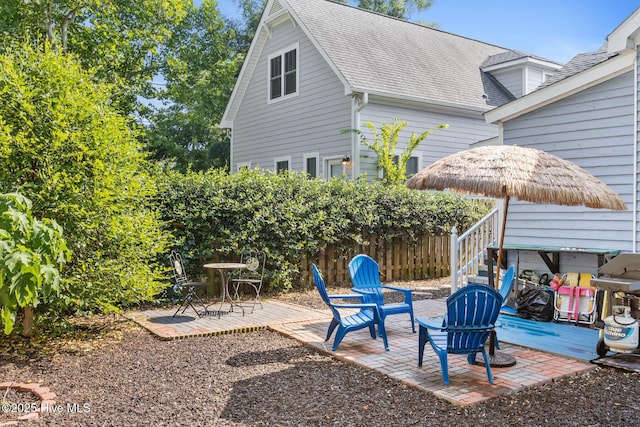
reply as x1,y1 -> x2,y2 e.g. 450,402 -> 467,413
405,156 -> 419,177
268,44 -> 298,102
274,156 -> 291,173
392,155 -> 420,178
303,152 -> 318,178
325,158 -> 345,179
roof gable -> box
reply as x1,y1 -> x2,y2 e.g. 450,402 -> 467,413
223,0 -> 544,126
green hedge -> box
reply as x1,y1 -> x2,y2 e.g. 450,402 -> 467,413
158,169 -> 488,291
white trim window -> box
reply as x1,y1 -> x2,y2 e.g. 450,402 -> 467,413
303,152 -> 319,178
268,43 -> 299,103
325,157 -> 346,180
392,155 -> 420,178
274,156 -> 291,173
404,156 -> 420,177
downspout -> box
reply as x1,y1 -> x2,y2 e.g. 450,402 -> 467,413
634,50 -> 638,252
227,128 -> 234,172
352,92 -> 368,179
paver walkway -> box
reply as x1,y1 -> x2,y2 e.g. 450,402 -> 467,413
126,298 -> 595,406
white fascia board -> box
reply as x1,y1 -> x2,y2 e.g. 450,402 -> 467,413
482,57 -> 563,73
220,0 -> 278,129
352,87 -> 491,115
485,50 -> 636,124
607,7 -> 640,53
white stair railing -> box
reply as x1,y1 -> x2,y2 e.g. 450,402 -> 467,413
450,208 -> 499,292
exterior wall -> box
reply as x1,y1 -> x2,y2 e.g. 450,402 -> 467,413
502,71 -> 635,251
359,101 -> 499,179
636,48 -> 640,252
490,68 -> 523,98
231,18 -> 352,175
525,64 -> 550,94
506,251 -> 599,278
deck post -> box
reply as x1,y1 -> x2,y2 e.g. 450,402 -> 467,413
451,226 -> 459,293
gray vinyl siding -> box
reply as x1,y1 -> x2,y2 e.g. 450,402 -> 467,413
505,250 -> 600,278
525,64 -> 550,94
502,71 -> 635,251
232,19 -> 351,173
490,68 -> 523,98
636,49 -> 640,251
359,101 -> 499,179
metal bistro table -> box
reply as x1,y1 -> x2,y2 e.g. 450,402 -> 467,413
203,262 -> 247,318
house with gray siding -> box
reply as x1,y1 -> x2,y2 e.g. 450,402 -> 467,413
485,7 -> 640,274
221,0 -> 560,180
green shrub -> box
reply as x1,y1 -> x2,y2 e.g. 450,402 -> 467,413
158,169 -> 487,291
0,193 -> 70,334
0,42 -> 170,315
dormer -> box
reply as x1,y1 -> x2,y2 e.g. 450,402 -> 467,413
607,7 -> 640,53
481,50 -> 563,99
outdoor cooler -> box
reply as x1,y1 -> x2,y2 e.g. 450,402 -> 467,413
591,254 -> 640,356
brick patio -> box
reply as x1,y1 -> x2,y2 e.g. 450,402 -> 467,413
126,297 -> 595,406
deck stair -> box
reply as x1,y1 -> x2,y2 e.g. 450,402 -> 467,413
450,208 -> 499,292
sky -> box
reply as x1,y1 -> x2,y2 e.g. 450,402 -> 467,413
215,0 -> 640,64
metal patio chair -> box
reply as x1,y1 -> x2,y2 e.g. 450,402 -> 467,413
170,251 -> 208,317
231,249 -> 266,313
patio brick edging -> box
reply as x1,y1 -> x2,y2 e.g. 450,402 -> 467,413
0,381 -> 56,425
151,325 -> 269,341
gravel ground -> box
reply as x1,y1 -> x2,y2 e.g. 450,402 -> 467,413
1,278 -> 639,426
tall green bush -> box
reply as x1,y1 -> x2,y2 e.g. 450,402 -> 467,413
0,42 -> 170,315
159,169 -> 487,291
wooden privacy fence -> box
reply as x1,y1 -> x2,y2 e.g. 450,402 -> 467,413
301,234 -> 450,286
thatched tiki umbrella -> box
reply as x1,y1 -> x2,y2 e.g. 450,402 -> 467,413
407,145 -> 627,288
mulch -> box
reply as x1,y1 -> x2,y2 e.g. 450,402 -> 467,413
1,282 -> 639,426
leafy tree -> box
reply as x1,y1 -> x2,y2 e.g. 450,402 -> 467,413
347,118 -> 448,185
0,41 -> 171,315
0,193 -> 70,335
144,0 -> 242,172
231,0 -> 266,49
0,0 -> 191,114
336,0 -> 434,20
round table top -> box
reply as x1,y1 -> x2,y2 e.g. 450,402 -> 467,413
203,262 -> 247,270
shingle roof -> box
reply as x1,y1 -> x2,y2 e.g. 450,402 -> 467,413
287,0 -> 515,109
481,49 -> 561,69
535,44 -> 618,91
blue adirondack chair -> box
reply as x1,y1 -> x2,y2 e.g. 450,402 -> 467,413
492,264 -> 516,350
499,265 -> 516,314
312,264 -> 389,351
348,254 -> 415,333
417,283 -> 503,385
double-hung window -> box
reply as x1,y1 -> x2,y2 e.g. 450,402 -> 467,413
391,155 -> 420,178
304,152 -> 318,178
274,156 -> 291,173
269,44 -> 298,102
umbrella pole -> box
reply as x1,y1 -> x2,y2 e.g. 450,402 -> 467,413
484,195 -> 517,367
494,195 -> 510,289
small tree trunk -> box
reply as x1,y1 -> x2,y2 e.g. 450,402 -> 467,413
22,307 -> 34,338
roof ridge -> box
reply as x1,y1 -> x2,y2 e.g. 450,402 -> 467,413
323,0 -> 518,53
